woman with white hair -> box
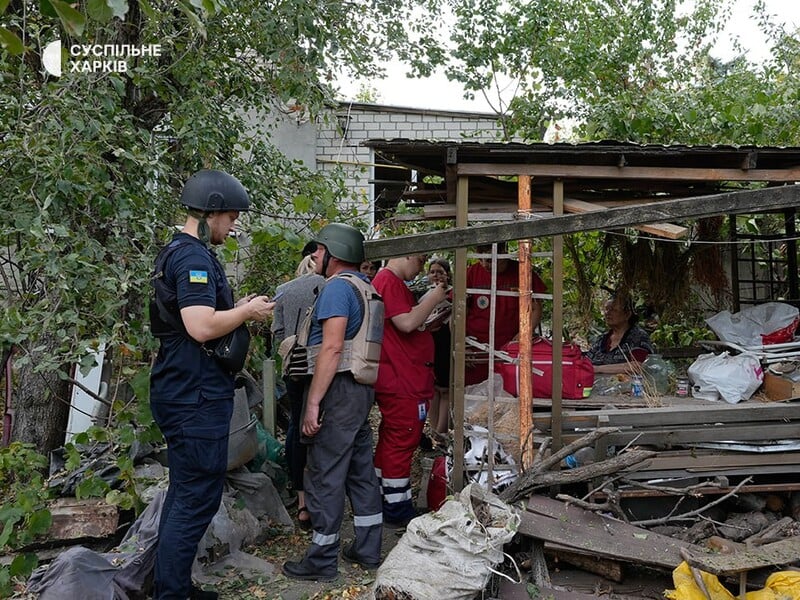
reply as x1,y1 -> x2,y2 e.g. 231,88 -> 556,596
271,251 -> 325,530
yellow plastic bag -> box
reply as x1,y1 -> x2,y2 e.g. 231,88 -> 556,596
665,562 -> 800,600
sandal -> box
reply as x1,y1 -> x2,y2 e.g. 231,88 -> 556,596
297,506 -> 312,531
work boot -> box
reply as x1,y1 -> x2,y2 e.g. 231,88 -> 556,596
342,544 -> 380,570
282,559 -> 337,582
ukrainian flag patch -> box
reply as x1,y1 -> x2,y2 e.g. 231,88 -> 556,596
189,270 -> 208,284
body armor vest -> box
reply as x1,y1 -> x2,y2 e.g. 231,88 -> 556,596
281,272 -> 384,385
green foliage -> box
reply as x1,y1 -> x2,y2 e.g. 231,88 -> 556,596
0,0 -> 435,448
408,0 -> 800,147
650,319 -> 715,350
0,443 -> 53,594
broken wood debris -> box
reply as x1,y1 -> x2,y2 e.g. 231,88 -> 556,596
46,497 -> 119,542
517,494 -> 706,571
499,427 -> 656,504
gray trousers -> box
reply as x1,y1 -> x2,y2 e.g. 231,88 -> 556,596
301,373 -> 383,570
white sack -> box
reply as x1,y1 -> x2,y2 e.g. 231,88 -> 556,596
373,483 -> 520,600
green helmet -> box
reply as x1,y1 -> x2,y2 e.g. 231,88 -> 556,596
180,169 -> 250,212
313,223 -> 365,264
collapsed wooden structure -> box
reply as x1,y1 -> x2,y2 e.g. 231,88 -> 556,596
362,141 -> 800,595
362,140 -> 800,491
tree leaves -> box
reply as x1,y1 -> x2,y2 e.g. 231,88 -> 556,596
45,0 -> 87,37
0,27 -> 23,54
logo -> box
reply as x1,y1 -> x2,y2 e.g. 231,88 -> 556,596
42,39 -> 62,77
41,41 -> 162,76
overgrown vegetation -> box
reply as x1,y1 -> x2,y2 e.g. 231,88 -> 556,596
0,443 -> 53,596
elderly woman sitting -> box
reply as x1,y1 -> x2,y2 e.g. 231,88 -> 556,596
587,294 -> 655,374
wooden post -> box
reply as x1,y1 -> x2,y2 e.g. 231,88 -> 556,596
551,181 -> 564,450
451,175 -> 469,491
262,359 -> 275,436
518,175 -> 534,468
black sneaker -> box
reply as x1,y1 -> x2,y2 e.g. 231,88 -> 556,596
342,544 -> 380,570
189,585 -> 218,600
282,559 -> 337,582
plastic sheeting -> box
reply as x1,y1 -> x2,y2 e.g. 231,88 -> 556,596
27,490 -> 164,599
665,562 -> 800,600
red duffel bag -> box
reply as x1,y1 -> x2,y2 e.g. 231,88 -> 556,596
494,338 -> 594,399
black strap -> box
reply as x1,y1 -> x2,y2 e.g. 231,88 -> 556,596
152,240 -> 219,355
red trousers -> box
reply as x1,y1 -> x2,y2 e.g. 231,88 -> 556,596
374,394 -> 429,524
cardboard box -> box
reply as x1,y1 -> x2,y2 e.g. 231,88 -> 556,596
763,372 -> 800,401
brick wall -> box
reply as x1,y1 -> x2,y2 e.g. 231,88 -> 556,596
316,102 -> 506,225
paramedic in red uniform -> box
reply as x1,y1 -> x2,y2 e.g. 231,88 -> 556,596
465,242 -> 546,385
372,254 -> 447,526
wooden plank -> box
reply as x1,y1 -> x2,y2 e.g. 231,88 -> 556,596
47,498 -> 119,541
534,402 -> 800,432
683,537 -> 800,576
458,163 -> 800,182
518,495 -> 703,570
625,464 -> 800,480
536,195 -> 689,239
546,546 -> 625,582
553,422 -> 800,447
364,185 -> 800,259
604,422 -> 800,446
636,451 -> 800,471
532,395 -> 708,410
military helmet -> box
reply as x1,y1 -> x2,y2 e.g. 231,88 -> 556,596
313,223 -> 365,264
180,169 -> 251,212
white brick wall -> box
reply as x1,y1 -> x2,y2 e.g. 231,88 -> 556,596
299,102 -> 509,224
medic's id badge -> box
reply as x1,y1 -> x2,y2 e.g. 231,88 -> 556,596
417,401 -> 428,421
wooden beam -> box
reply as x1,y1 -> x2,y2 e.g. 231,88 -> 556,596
451,176 -> 468,491
536,196 -> 689,239
518,175 -> 534,469
457,163 -> 800,182
551,181 -> 564,451
364,185 -> 800,259
545,547 -> 625,582
533,402 -> 800,431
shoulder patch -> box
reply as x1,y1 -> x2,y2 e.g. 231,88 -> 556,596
189,270 -> 208,284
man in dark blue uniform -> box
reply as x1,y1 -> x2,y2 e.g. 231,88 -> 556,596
282,223 -> 384,581
149,169 -> 275,599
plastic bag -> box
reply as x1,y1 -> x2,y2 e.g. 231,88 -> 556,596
687,352 -> 763,404
706,302 -> 799,347
665,561 -> 800,599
